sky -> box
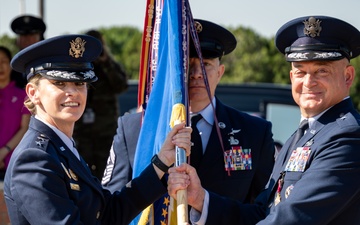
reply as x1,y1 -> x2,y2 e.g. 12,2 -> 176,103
1,0 -> 360,39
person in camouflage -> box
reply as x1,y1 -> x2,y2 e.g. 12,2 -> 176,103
73,29 -> 128,179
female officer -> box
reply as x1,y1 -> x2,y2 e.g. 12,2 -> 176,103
4,34 -> 191,225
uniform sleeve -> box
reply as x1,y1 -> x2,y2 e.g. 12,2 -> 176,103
101,164 -> 167,225
101,115 -> 135,192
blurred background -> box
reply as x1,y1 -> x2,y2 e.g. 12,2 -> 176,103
1,0 -> 360,111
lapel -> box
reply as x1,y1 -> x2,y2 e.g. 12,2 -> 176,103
270,98 -> 355,192
30,118 -> 104,195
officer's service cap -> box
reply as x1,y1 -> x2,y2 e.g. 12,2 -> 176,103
11,15 -> 46,35
11,34 -> 102,82
275,15 -> 360,62
190,19 -> 237,59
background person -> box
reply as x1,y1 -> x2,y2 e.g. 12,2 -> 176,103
73,29 -> 129,179
10,14 -> 46,88
4,34 -> 191,225
168,15 -> 360,225
0,46 -> 30,178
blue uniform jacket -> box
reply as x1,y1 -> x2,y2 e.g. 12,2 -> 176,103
103,98 -> 275,204
4,117 -> 167,225
206,98 -> 360,225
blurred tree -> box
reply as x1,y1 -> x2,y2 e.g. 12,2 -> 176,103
221,26 -> 289,84
1,24 -> 359,111
350,56 -> 360,111
97,26 -> 142,80
0,35 -> 19,57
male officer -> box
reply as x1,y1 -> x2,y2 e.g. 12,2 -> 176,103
102,19 -> 275,223
11,14 -> 46,88
11,14 -> 46,50
168,15 -> 360,225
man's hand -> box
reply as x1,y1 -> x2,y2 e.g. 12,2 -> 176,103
168,163 -> 206,212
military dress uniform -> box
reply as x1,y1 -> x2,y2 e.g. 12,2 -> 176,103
4,34 -> 167,225
202,16 -> 360,225
103,102 -> 275,203
102,19 -> 275,211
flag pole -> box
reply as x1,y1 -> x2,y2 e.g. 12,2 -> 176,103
175,0 -> 190,223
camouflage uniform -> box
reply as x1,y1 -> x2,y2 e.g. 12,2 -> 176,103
73,55 -> 128,179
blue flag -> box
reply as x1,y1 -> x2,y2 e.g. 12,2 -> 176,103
132,0 -> 189,224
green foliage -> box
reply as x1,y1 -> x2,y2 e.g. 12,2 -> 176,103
97,26 -> 143,80
0,34 -> 19,57
350,57 -> 360,111
1,25 -> 359,111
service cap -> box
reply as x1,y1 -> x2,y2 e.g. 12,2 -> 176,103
11,15 -> 46,35
11,34 -> 102,82
190,19 -> 237,58
275,16 -> 360,61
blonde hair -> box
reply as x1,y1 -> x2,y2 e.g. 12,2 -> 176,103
24,74 -> 42,115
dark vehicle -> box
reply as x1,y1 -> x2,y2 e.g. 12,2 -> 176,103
117,81 -> 300,145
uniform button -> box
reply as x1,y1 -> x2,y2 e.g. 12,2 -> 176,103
96,211 -> 101,219
91,165 -> 97,170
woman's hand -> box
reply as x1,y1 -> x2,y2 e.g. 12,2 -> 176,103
157,122 -> 192,167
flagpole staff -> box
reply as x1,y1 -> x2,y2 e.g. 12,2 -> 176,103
171,104 -> 189,224
175,145 -> 188,224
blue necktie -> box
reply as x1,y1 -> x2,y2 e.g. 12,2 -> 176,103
289,119 -> 309,151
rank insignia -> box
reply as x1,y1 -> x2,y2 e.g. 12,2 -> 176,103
285,147 -> 311,172
224,146 -> 252,171
35,136 -> 46,148
101,147 -> 115,185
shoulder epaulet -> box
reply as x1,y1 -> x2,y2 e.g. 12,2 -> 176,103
31,133 -> 50,150
337,112 -> 360,127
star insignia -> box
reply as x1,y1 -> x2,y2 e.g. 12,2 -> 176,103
161,207 -> 168,218
36,141 -> 44,147
163,196 -> 170,206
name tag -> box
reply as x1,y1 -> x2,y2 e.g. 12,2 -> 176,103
70,183 -> 81,191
